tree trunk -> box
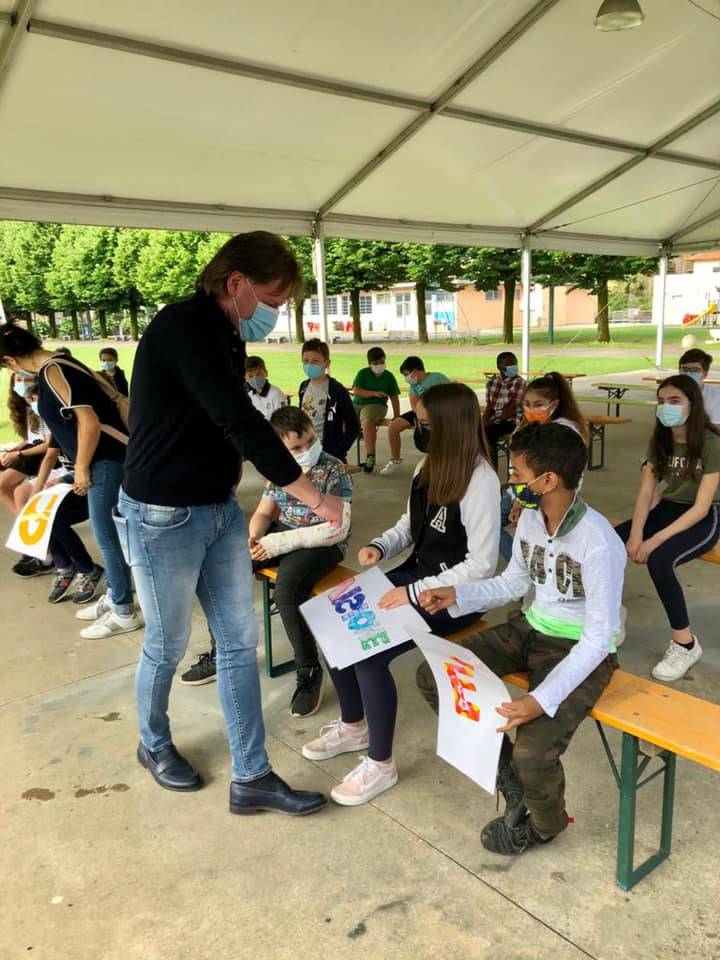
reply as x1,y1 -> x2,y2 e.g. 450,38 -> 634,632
129,294 -> 140,341
25,311 -> 34,335
415,281 -> 428,344
47,309 -> 57,338
502,277 -> 516,344
547,286 -> 555,345
294,298 -> 305,342
351,289 -> 362,344
97,308 -> 108,338
70,308 -> 80,340
596,281 -> 610,343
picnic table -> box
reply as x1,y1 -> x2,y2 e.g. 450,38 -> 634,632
478,370 -> 586,382
593,383 -> 656,416
642,376 -> 720,385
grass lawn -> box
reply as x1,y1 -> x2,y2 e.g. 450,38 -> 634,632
1,324 -> 715,442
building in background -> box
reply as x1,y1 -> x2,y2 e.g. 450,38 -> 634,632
653,252 -> 720,328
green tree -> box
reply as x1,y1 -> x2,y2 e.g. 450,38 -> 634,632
325,239 -> 403,344
113,229 -> 151,341
398,243 -> 467,343
284,236 -> 316,341
0,221 -> 60,335
557,254 -> 658,342
135,230 -> 203,306
46,226 -> 94,339
50,226 -> 121,338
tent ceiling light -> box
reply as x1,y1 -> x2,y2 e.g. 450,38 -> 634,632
594,0 -> 645,30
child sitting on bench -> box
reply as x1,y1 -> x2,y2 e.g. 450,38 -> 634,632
302,383 -> 500,806
245,355 -> 287,419
616,374 -> 720,682
416,422 -> 625,857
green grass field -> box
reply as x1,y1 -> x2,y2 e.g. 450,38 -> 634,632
1,324 -> 714,442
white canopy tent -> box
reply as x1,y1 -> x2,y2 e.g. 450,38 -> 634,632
1,0 -> 719,368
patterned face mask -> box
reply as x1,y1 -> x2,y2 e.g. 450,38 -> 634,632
508,473 -> 548,510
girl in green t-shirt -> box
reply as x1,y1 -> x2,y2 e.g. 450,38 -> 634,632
616,375 -> 720,682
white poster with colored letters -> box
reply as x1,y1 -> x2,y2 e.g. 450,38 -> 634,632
6,483 -> 74,560
300,566 -> 431,670
412,631 -> 507,794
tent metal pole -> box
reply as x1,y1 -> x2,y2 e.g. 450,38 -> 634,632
312,230 -> 329,344
521,239 -> 532,376
0,0 -> 37,94
655,251 -> 669,369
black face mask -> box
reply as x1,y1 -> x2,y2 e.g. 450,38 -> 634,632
414,424 -> 430,453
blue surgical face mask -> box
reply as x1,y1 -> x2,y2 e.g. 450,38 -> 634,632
508,473 -> 548,510
293,438 -> 323,472
303,362 -> 325,380
101,360 -> 117,371
503,364 -> 519,379
13,380 -> 35,398
404,372 -> 419,386
681,369 -> 703,385
236,279 -> 279,342
656,404 -> 688,428
248,375 -> 267,392
30,400 -> 39,416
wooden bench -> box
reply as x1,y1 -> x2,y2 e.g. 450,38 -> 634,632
355,418 -> 391,467
701,541 -> 720,564
575,393 -> 655,417
255,562 -> 487,677
502,668 -> 720,890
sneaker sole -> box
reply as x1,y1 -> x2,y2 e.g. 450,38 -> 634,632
301,738 -> 369,761
179,674 -> 218,686
229,797 -> 328,816
48,589 -> 75,604
330,773 -> 398,806
289,671 -> 326,719
80,621 -> 143,639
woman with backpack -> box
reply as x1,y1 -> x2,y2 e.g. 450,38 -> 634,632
0,323 -> 141,639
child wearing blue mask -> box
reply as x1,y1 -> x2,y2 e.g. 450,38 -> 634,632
616,374 -> 720,682
678,348 -> 720,426
298,338 -> 358,463
245,355 -> 287,419
380,356 -> 450,475
483,351 -> 526,468
248,406 -> 353,717
98,347 -> 129,397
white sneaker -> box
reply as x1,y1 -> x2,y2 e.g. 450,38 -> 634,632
380,460 -> 402,476
330,756 -> 398,806
80,609 -> 144,639
76,592 -> 112,621
651,637 -> 702,682
302,719 -> 369,761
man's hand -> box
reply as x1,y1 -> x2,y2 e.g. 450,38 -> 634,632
417,586 -> 457,614
495,695 -> 544,733
313,494 -> 344,528
378,586 -> 409,610
248,537 -> 269,562
358,546 -> 382,566
73,466 -> 91,496
634,536 -> 660,565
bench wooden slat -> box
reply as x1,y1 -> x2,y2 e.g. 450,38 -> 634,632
701,542 -> 720,564
504,669 -> 720,771
584,415 -> 632,425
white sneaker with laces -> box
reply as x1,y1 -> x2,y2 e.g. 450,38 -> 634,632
80,608 -> 144,639
330,756 -> 398,806
651,637 -> 702,682
380,460 -> 402,476
302,719 -> 369,761
75,592 -> 112,621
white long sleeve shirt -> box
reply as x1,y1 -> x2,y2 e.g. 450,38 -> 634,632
370,459 -> 500,602
450,498 -> 626,717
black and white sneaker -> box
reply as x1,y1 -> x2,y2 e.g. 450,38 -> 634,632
48,566 -> 77,604
13,556 -> 54,578
180,651 -> 217,685
72,564 -> 105,605
363,454 -> 376,474
290,666 -> 325,718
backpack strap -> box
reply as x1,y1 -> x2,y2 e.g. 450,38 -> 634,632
41,358 -> 129,445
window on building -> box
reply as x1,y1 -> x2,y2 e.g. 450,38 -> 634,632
359,295 -> 373,314
310,297 -> 319,316
395,292 -> 412,319
341,295 -> 350,315
484,289 -> 501,301
376,293 -> 391,306
326,295 -> 337,314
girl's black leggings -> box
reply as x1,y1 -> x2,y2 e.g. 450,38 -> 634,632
328,560 -> 482,761
615,499 -> 719,631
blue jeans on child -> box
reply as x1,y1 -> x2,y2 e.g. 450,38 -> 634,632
88,459 -> 133,613
115,491 -> 270,783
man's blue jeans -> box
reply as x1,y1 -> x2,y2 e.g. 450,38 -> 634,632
88,459 -> 133,613
114,491 -> 270,782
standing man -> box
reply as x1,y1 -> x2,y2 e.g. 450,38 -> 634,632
117,232 -> 343,816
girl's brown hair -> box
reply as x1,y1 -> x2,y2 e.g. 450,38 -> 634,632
520,371 -> 588,441
196,231 -> 303,301
7,375 -> 39,440
650,375 -> 720,481
418,383 -> 491,505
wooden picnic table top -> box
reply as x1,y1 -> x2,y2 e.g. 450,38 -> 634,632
642,376 -> 720,384
478,370 -> 586,380
595,382 -> 657,391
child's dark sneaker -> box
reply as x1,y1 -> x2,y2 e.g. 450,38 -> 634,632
13,556 -> 54,578
497,763 -> 525,825
290,665 -> 324,718
72,564 -> 105,604
180,651 -> 217,685
363,454 -> 376,474
48,567 -> 77,604
481,813 -> 556,856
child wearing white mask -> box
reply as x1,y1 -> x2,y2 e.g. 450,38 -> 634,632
244,355 -> 287,419
98,347 -> 129,397
247,406 -> 353,718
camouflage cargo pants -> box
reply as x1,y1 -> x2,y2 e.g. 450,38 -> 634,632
416,615 -> 617,837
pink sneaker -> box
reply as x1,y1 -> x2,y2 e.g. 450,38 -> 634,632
330,756 -> 398,806
302,720 -> 369,761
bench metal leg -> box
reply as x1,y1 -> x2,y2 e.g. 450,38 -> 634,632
588,423 -> 605,470
261,577 -> 296,679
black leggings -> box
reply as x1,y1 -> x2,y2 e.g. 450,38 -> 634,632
328,560 -> 482,761
615,499 -> 719,631
50,491 -> 95,574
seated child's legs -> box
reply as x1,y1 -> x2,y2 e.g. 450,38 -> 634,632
388,414 -> 414,460
272,544 -> 343,667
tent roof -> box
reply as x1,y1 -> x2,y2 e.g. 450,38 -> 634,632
1,0 -> 719,254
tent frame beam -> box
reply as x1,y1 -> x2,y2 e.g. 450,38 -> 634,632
667,205 -> 720,243
0,0 -> 36,93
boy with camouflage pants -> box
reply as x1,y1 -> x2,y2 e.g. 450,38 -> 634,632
416,423 -> 625,855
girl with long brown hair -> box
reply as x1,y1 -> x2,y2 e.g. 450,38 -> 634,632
616,374 -> 720,682
302,382 -> 501,806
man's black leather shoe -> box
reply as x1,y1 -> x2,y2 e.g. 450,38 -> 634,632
137,742 -> 204,792
229,771 -> 327,816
